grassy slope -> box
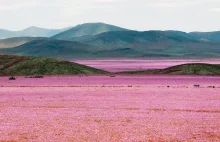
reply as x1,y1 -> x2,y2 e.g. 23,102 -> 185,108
0,55 -> 108,76
119,63 -> 220,75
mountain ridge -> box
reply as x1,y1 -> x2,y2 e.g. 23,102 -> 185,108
0,37 -> 46,48
0,39 -> 102,59
52,22 -> 129,40
1,22 -> 220,42
0,26 -> 71,39
1,22 -> 220,59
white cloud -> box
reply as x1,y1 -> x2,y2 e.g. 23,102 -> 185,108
209,8 -> 220,12
0,0 -> 220,32
0,0 -> 36,11
146,0 -> 216,8
95,0 -> 116,3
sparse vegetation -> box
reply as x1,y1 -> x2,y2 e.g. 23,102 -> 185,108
120,63 -> 220,75
0,55 -> 109,76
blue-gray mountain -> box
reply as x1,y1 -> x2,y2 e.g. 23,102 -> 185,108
52,23 -> 129,40
0,37 -> 46,48
0,26 -> 71,39
1,23 -> 220,59
189,31 -> 220,42
1,30 -> 220,59
0,39 -> 102,59
67,30 -> 220,58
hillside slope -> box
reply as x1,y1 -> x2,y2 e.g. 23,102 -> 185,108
189,31 -> 220,42
73,30 -> 220,58
0,55 -> 108,76
0,39 -> 101,59
77,30 -> 196,46
0,37 -> 45,48
52,23 -> 128,40
1,30 -> 220,59
122,63 -> 220,75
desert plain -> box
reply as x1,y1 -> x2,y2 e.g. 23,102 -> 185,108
73,59 -> 220,72
1,60 -> 220,142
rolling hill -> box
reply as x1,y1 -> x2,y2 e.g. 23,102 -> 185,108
70,30 -> 220,58
1,26 -> 220,59
1,31 -> 220,59
0,26 -> 71,39
52,22 -> 128,40
0,55 -> 108,76
0,39 -> 102,59
120,63 -> 220,75
76,30 -> 197,47
189,31 -> 220,42
0,37 -> 45,48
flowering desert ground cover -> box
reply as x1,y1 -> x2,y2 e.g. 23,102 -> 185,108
2,0 -> 220,141
73,59 -> 220,72
0,75 -> 220,141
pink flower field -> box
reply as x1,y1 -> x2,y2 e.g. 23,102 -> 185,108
0,75 -> 220,141
72,59 -> 220,72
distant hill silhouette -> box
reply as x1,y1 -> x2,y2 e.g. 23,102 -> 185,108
52,22 -> 128,40
0,39 -> 101,59
68,30 -> 220,58
189,31 -> 220,42
1,31 -> 220,59
0,37 -> 45,48
0,26 -> 71,39
1,23 -> 220,59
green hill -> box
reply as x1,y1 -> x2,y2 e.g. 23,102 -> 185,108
76,30 -> 196,47
0,37 -> 45,48
52,23 -> 128,40
1,30 -> 220,59
0,39 -> 101,59
189,31 -> 220,42
0,55 -> 108,76
121,63 -> 220,75
72,30 -> 220,58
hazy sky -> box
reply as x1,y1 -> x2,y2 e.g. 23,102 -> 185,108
0,0 -> 220,32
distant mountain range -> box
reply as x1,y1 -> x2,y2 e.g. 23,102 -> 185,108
0,39 -> 102,59
0,22 -> 220,59
52,22 -> 128,40
189,31 -> 220,42
73,31 -> 220,57
0,26 -> 71,39
0,37 -> 45,48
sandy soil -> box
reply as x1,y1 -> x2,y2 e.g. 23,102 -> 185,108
72,59 -> 220,72
0,75 -> 220,141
